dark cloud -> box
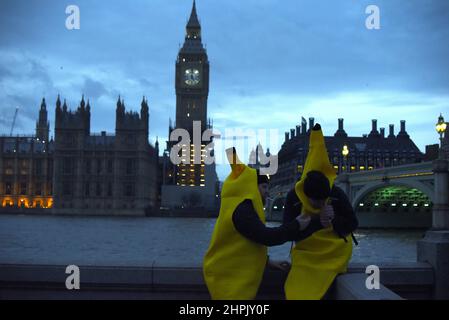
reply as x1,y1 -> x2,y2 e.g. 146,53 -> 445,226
1,95 -> 38,133
82,77 -> 108,99
0,65 -> 12,78
29,59 -> 54,90
139,78 -> 160,90
0,113 -> 13,131
0,52 -> 56,133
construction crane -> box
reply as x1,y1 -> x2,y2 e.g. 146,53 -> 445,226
10,106 -> 19,136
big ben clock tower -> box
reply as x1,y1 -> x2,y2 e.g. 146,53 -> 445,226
168,0 -> 216,189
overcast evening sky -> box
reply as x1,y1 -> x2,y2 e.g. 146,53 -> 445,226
0,0 -> 448,180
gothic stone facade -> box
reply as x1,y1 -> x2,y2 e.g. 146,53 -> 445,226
53,95 -> 159,215
0,99 -> 53,209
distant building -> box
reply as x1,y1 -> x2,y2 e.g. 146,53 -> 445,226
248,143 -> 272,172
0,98 -> 54,209
0,95 -> 159,215
424,144 -> 439,161
268,117 -> 425,206
161,1 -> 218,210
53,95 -> 159,215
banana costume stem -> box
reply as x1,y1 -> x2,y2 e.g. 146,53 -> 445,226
285,124 -> 353,300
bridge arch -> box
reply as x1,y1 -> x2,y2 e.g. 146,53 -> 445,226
352,180 -> 434,209
271,196 -> 285,212
266,193 -> 287,221
352,182 -> 433,211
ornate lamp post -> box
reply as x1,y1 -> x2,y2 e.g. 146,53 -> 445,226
417,114 -> 449,299
342,144 -> 349,173
436,113 -> 447,159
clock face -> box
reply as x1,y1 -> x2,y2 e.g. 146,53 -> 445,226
184,68 -> 200,86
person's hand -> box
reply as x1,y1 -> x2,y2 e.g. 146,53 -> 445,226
296,213 -> 311,231
320,205 -> 335,228
267,259 -> 291,272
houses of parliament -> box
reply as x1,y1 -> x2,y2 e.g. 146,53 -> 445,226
0,95 -> 159,215
0,1 -> 217,215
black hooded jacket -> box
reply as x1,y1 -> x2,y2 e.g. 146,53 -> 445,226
283,186 -> 359,242
231,186 -> 358,247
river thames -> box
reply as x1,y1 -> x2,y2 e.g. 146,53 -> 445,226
0,214 -> 425,267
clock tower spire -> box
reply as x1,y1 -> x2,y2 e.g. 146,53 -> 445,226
186,0 -> 201,40
175,0 -> 209,136
171,0 -> 212,187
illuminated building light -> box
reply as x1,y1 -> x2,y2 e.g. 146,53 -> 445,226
402,203 -> 407,207
200,184 -> 205,186
368,166 -> 374,170
274,206 -> 278,210
333,166 -> 338,170
391,203 -> 397,207
2,198 -> 15,207
374,203 -> 379,206
413,203 -> 418,207
360,166 -> 365,170
359,203 -> 364,207
424,203 -> 429,207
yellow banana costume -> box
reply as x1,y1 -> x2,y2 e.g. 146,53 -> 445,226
284,124 -> 353,300
203,148 -> 267,300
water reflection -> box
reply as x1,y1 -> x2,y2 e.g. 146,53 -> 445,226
0,215 -> 425,267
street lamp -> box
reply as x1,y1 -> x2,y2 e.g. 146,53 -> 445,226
342,144 -> 349,173
436,113 -> 447,159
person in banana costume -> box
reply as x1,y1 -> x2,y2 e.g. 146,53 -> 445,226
203,147 -> 311,300
283,123 -> 358,300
